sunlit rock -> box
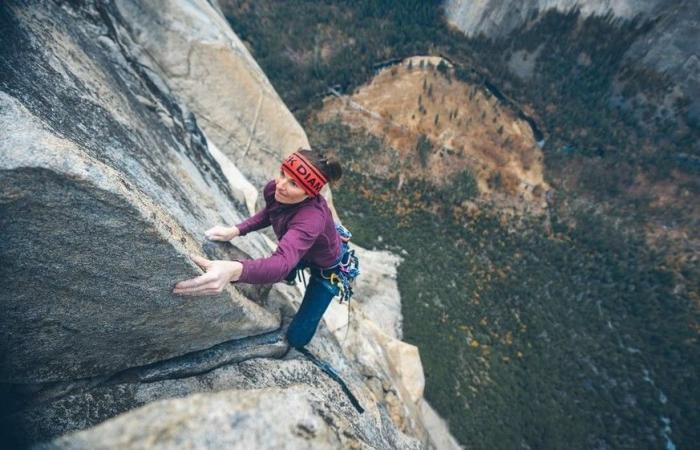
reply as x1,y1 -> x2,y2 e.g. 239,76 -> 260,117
114,0 -> 309,187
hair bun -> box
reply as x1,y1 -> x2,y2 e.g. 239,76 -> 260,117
323,158 -> 342,183
298,148 -> 343,183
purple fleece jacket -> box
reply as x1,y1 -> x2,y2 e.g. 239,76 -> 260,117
234,180 -> 342,284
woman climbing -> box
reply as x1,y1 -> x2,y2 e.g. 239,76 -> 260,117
172,148 -> 356,350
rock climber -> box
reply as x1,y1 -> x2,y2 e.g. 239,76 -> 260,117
172,148 -> 357,350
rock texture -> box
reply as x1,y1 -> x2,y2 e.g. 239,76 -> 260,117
623,0 -> 700,120
0,1 -> 457,449
444,0 -> 700,122
32,359 -> 422,450
0,3 -> 280,386
6,330 -> 288,448
444,0 -> 665,38
325,246 -> 405,340
113,0 -> 309,188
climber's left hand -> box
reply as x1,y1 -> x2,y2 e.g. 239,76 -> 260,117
172,255 -> 243,296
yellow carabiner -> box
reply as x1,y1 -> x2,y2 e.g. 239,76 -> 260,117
330,273 -> 341,285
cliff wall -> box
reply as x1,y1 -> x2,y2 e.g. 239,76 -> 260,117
444,0 -> 700,122
445,0 -> 664,38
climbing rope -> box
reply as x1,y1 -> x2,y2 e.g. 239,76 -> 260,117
297,346 -> 365,414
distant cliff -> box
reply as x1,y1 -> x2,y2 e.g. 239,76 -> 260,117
445,0 -> 664,37
445,0 -> 700,123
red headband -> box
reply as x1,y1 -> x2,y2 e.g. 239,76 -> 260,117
281,151 -> 328,197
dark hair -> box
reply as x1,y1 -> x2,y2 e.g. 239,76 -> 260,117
298,148 -> 343,183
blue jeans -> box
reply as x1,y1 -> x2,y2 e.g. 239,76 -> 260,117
286,269 -> 339,349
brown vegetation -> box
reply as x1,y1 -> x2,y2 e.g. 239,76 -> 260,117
315,57 -> 549,215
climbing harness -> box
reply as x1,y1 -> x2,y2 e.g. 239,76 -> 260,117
318,244 -> 359,303
320,224 -> 360,303
285,224 -> 360,304
297,346 -> 365,414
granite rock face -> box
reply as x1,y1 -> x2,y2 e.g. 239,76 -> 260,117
0,2 -> 280,386
325,246 -> 405,340
113,0 -> 309,187
444,0 -> 665,38
0,0 -> 282,444
32,359 -> 423,450
444,0 -> 700,122
623,0 -> 700,120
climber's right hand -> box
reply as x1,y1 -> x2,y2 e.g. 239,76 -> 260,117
204,225 -> 240,241
173,255 -> 243,296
